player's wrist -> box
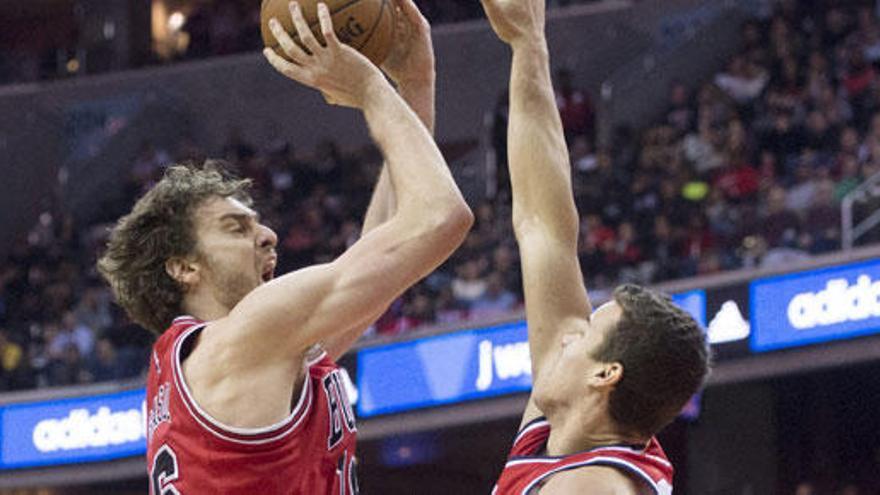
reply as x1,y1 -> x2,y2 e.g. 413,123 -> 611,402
510,34 -> 549,55
358,72 -> 394,109
394,67 -> 436,89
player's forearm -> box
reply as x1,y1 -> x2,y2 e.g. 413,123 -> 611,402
397,75 -> 436,135
508,41 -> 579,244
361,166 -> 396,235
361,78 -> 469,225
361,77 -> 434,235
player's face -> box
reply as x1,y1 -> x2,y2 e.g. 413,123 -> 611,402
191,197 -> 278,310
533,301 -> 624,412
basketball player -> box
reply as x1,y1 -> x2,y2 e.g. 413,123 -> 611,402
98,1 -> 470,493
480,0 -> 710,493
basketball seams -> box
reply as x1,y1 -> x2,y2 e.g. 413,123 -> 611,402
264,0 -> 382,53
352,0 -> 390,51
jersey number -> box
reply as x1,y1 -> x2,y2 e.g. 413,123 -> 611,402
336,451 -> 359,495
151,445 -> 181,495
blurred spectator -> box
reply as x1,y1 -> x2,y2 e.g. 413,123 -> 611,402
794,481 -> 817,495
804,179 -> 841,253
88,338 -> 123,383
452,260 -> 488,305
491,244 -> 522,298
492,91 -> 511,196
714,54 -> 769,104
786,162 -> 821,212
0,328 -> 27,390
837,484 -> 861,495
760,109 -> 807,167
683,116 -> 726,176
48,344 -> 91,387
835,154 -> 863,200
644,216 -> 681,282
74,286 -> 113,334
555,68 -> 595,142
571,135 -> 598,172
470,273 -> 519,321
434,287 -> 468,325
759,186 -> 802,248
665,82 -> 696,135
48,311 -> 95,360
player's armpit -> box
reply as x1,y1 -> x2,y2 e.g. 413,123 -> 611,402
539,466 -> 645,495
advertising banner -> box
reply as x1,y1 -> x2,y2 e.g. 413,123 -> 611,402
750,259 -> 880,352
0,389 -> 146,470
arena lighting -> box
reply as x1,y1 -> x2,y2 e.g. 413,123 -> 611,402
167,11 -> 186,31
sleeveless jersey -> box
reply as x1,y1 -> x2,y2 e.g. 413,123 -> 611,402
492,417 -> 674,495
146,316 -> 358,495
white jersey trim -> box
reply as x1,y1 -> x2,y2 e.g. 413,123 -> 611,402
513,419 -> 550,447
519,456 -> 662,495
170,324 -> 314,445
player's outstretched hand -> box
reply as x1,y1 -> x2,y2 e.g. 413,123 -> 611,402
263,1 -> 386,108
381,0 -> 434,86
479,0 -> 546,48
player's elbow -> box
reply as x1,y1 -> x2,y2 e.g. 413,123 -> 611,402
394,198 -> 472,248
512,208 -> 578,246
433,200 -> 474,242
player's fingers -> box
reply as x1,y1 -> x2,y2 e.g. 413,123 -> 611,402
316,3 -> 340,47
263,48 -> 314,85
321,91 -> 338,105
395,0 -> 429,32
290,1 -> 322,53
478,0 -> 497,17
268,17 -> 309,64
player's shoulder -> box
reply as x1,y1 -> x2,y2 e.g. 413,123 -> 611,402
538,465 -> 649,495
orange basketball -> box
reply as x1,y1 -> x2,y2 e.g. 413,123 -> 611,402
261,0 -> 396,66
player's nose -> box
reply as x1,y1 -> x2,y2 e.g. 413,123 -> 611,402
257,224 -> 278,250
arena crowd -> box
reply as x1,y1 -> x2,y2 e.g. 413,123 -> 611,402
1,2 -> 878,403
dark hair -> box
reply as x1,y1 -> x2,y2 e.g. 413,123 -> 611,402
593,284 -> 711,437
97,162 -> 252,334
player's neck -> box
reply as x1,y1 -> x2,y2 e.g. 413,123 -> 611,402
545,408 -> 646,456
182,290 -> 232,323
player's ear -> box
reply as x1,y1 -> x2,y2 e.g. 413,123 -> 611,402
591,362 -> 623,388
165,256 -> 200,290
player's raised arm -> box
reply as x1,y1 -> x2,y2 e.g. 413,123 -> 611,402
362,0 -> 438,235
216,2 -> 472,363
322,0 -> 437,359
480,0 -> 591,412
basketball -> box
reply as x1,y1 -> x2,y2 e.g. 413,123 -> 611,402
261,0 -> 396,66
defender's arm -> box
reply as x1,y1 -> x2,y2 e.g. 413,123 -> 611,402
481,0 -> 592,428
509,40 -> 591,382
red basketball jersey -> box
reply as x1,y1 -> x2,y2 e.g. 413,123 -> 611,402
146,316 -> 358,495
492,417 -> 673,495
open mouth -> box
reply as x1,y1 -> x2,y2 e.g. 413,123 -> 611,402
262,258 -> 277,282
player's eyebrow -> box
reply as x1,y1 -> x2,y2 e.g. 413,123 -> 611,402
217,212 -> 260,225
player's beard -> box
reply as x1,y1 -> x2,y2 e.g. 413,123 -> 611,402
202,253 -> 259,313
